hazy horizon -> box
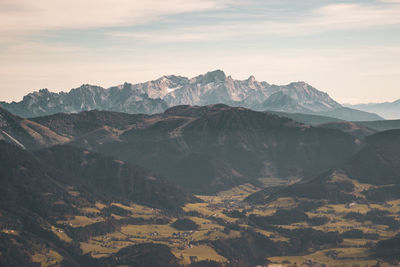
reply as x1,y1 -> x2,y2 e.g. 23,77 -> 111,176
1,0 -> 400,104
1,69 -> 400,106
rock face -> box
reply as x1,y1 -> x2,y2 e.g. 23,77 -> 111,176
1,70 -> 382,121
0,86 -> 168,118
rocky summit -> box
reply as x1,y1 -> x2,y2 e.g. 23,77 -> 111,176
0,70 -> 382,121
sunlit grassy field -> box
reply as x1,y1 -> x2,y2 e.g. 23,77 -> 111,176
52,180 -> 400,266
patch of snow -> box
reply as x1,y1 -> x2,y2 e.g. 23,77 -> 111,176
167,86 -> 182,93
0,129 -> 26,149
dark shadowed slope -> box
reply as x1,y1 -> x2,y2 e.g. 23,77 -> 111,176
0,141 -> 82,219
342,129 -> 400,185
0,140 -> 195,266
35,145 -> 195,210
40,105 -> 360,194
0,140 -> 194,216
247,129 -> 400,204
0,141 -> 86,266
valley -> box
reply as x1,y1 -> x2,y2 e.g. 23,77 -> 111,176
16,178 -> 400,267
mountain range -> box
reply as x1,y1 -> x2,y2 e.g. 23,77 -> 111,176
346,99 -> 400,119
23,104 -> 359,193
2,102 -> 399,194
1,70 -> 382,121
1,102 -> 397,193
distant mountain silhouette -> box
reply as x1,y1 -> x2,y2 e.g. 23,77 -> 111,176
346,99 -> 400,119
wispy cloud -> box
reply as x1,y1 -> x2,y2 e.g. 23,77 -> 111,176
0,0 -> 234,36
2,0 -> 400,43
110,1 -> 400,43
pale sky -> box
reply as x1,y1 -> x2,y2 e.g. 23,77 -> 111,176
0,0 -> 399,104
